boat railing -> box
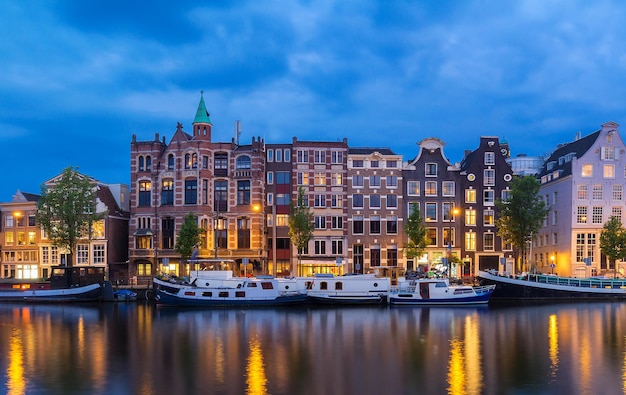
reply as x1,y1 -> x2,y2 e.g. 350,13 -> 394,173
526,274 -> 626,289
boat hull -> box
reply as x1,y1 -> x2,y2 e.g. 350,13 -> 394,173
389,292 -> 492,306
308,294 -> 387,306
0,283 -> 104,303
155,289 -> 308,307
477,270 -> 626,300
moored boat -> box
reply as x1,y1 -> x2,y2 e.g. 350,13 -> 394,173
477,269 -> 626,300
0,266 -> 108,303
154,275 -> 309,307
389,278 -> 495,306
298,273 -> 390,305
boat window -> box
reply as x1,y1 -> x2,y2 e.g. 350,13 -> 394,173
219,291 -> 229,297
235,291 -> 245,297
305,281 -> 313,290
261,282 -> 274,290
373,283 -> 378,287
201,292 -> 213,297
335,282 -> 343,290
320,282 -> 328,290
247,282 -> 257,288
435,282 -> 447,288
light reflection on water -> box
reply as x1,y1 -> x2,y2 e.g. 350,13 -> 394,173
0,303 -> 625,394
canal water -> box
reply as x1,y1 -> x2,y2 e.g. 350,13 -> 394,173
0,302 -> 625,395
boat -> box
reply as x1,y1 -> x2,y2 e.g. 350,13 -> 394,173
477,269 -> 626,300
113,289 -> 137,302
0,266 -> 108,303
154,274 -> 309,307
298,273 -> 391,305
389,278 -> 495,306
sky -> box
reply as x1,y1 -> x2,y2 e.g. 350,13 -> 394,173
2,0 -> 626,201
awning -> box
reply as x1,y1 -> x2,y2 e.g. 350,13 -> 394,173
133,229 -> 154,236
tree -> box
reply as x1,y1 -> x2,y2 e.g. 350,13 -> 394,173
495,176 -> 550,273
35,166 -> 104,267
288,187 -> 314,276
600,216 -> 626,278
174,212 -> 203,277
404,206 -> 428,263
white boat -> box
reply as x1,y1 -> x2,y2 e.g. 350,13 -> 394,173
298,273 -> 390,305
154,275 -> 309,307
389,278 -> 495,306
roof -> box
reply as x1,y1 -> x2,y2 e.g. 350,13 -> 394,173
537,130 -> 600,179
193,91 -> 212,124
348,147 -> 397,156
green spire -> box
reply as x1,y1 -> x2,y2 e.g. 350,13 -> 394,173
193,91 -> 212,124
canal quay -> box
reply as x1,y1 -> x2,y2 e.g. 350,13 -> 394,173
1,301 -> 625,395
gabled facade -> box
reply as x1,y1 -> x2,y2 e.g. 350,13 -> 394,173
458,136 -> 514,275
291,137 -> 348,276
403,138 -> 460,273
128,93 -> 265,284
347,147 -> 404,274
535,121 -> 626,277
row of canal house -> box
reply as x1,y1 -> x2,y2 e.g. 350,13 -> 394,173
2,92 -> 624,282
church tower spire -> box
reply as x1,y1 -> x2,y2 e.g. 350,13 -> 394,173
193,91 -> 212,140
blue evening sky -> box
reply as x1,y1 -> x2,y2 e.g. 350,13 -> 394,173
2,1 -> 625,201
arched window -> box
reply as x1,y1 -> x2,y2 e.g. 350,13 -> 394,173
236,155 -> 251,169
146,156 -> 152,171
168,154 -> 175,170
185,153 -> 192,169
138,156 -> 145,171
192,153 -> 198,169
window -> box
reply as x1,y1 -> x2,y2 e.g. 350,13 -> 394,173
442,202 -> 455,221
484,190 -> 495,205
331,216 -> 343,229
484,169 -> 495,186
408,202 -> 420,216
138,181 -> 152,207
592,207 -> 603,224
93,244 -> 105,264
276,194 -> 290,205
612,207 -> 622,221
425,163 -> 437,176
267,149 -> 274,162
28,231 -> 35,245
582,164 -> 593,177
370,160 -> 379,168
552,211 -> 558,225
284,148 -> 291,162
266,172 -> 274,185
425,181 -> 437,196
592,185 -> 603,200
214,153 -> 228,173
161,217 -> 174,249
353,244 -> 364,272
331,151 -> 343,164
161,179 -> 174,206
613,185 -> 623,200
440,181 -> 454,197
369,194 -> 381,208
386,194 -> 397,208
314,215 -> 326,229
407,181 -> 420,196
427,228 -> 437,246
466,209 -> 476,226
332,240 -> 343,255
387,216 -> 398,234
370,215 -> 381,234
578,185 -> 588,200
501,189 -> 512,201
235,155 -> 250,169
331,194 -> 342,208
353,194 -> 364,208
5,215 -> 14,228
386,176 -> 398,188
602,146 -> 617,160
237,181 -> 251,205
577,207 -> 588,224
313,194 -> 325,208
370,175 -> 381,187
184,180 -> 197,204
237,218 -> 251,249
138,156 -> 145,171
352,159 -> 364,168
314,150 -> 326,164
5,232 -> 14,245
484,152 -> 495,165
387,245 -> 398,266
465,232 -> 476,251
315,173 -> 326,186
77,245 -> 89,264
465,189 -> 476,203
370,246 -> 381,267
353,216 -> 364,234
484,209 -> 495,226
386,160 -> 397,168
215,180 -> 228,212
315,240 -> 326,255
425,203 -> 437,221
331,173 -> 342,186
168,154 -> 175,170
352,175 -> 364,187
297,150 -> 309,163
605,164 -> 615,178
443,228 -> 454,247
275,149 -> 282,162
297,172 -> 309,185
484,233 -> 495,251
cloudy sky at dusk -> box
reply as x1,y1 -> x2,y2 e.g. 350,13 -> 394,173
2,1 -> 626,201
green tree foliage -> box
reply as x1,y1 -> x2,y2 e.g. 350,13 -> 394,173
35,166 -> 104,267
175,213 -> 202,276
288,187 -> 314,274
404,206 -> 428,260
600,216 -> 626,277
495,176 -> 550,272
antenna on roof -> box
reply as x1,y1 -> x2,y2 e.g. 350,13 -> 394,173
235,120 -> 241,145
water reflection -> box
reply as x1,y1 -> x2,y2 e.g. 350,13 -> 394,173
0,303 -> 626,394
